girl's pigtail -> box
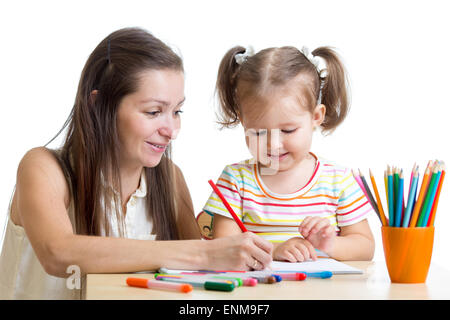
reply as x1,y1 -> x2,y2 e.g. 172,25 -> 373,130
216,46 -> 246,128
312,47 -> 350,133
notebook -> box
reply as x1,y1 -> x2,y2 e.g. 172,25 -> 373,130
270,258 -> 363,274
155,257 -> 363,276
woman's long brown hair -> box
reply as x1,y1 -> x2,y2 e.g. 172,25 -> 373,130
47,27 -> 183,240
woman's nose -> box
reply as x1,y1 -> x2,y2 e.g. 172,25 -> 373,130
159,115 -> 180,140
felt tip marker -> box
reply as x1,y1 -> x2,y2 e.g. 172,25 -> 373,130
156,276 -> 235,291
274,273 -> 307,281
155,273 -> 240,287
126,277 -> 193,293
272,270 -> 332,278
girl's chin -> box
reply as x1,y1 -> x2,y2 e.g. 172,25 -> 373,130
259,158 -> 295,174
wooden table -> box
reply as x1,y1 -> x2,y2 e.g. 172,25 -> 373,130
84,261 -> 450,300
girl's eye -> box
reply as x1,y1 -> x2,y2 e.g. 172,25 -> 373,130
282,128 -> 297,134
252,129 -> 267,136
174,110 -> 183,116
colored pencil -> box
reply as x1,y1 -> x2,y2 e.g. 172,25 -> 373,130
404,163 -> 416,219
409,166 -> 431,227
369,169 -> 388,226
395,170 -> 404,227
393,167 -> 399,221
387,167 -> 394,227
408,163 -> 416,192
359,169 -> 381,223
371,160 -> 444,228
352,170 -> 370,203
428,162 -> 445,227
402,167 -> 419,227
417,164 -> 440,227
208,179 -> 248,232
384,170 -> 389,215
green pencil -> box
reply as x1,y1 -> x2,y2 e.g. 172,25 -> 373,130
417,165 -> 439,227
393,167 -> 399,225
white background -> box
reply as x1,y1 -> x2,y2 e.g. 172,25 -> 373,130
1,0 -> 449,270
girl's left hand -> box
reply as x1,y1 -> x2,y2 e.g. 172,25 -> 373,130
298,216 -> 336,254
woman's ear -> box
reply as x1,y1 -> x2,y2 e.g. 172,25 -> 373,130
312,104 -> 326,128
89,90 -> 98,105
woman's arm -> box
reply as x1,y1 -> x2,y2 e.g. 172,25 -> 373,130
15,148 -> 272,277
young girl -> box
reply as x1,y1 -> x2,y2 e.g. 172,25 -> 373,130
202,45 -> 374,266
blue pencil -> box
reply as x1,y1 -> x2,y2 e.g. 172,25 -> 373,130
410,167 -> 419,217
395,170 -> 404,227
387,167 -> 394,226
402,168 -> 419,227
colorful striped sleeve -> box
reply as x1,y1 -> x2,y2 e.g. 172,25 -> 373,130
203,165 -> 244,220
335,168 -> 373,226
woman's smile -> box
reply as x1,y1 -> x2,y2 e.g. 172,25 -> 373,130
145,141 -> 168,153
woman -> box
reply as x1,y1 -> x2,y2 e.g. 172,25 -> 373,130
0,27 -> 273,299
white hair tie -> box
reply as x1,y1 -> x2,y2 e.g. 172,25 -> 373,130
235,46 -> 255,65
300,46 -> 328,78
300,46 -> 327,104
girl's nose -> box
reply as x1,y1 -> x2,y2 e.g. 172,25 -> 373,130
267,129 -> 282,151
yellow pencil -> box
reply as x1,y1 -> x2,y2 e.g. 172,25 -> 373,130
384,168 -> 389,212
369,169 -> 388,226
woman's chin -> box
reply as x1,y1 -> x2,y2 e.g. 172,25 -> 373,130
142,155 -> 164,168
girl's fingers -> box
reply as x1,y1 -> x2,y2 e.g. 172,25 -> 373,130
299,217 -> 321,237
281,251 -> 297,263
311,218 -> 332,235
296,245 -> 310,262
302,240 -> 318,261
299,216 -> 312,227
290,247 -> 305,262
322,225 -> 335,238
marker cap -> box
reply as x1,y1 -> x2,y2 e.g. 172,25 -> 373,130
204,281 -> 235,291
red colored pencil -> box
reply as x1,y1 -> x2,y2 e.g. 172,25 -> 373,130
208,179 -> 248,232
427,162 -> 445,227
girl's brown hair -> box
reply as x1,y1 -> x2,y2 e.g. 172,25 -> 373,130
216,45 -> 349,134
47,27 -> 183,240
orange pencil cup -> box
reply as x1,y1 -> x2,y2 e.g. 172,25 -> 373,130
381,226 -> 434,283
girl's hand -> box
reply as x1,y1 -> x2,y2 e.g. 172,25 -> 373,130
273,237 -> 317,262
298,216 -> 336,254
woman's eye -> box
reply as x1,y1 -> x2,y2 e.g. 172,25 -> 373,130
282,128 -> 297,134
174,110 -> 183,116
145,111 -> 160,116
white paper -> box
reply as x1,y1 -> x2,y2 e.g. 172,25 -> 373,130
270,258 -> 363,274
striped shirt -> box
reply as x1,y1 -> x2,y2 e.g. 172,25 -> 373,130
203,155 -> 373,243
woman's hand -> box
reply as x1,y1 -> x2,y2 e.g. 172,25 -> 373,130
207,232 -> 273,271
273,237 -> 317,262
298,216 -> 336,254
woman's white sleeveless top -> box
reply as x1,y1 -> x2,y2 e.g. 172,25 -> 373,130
0,170 -> 153,299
